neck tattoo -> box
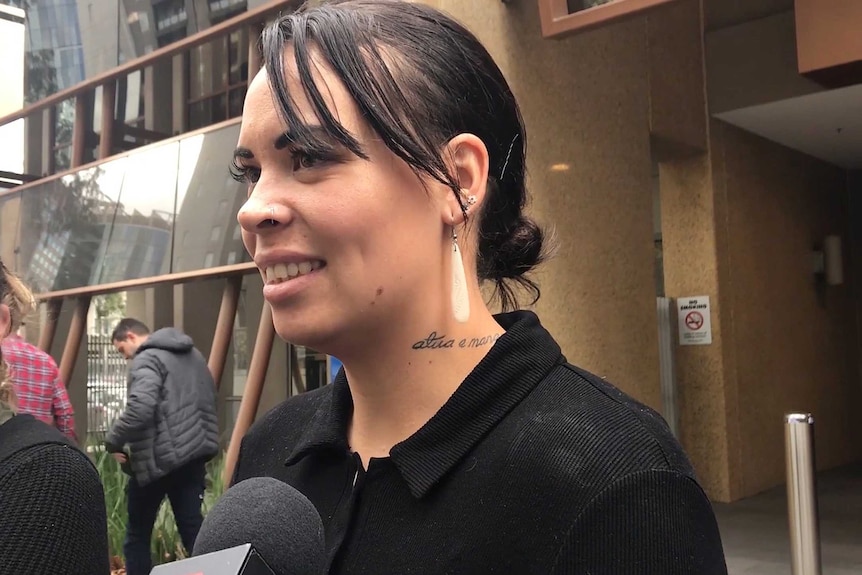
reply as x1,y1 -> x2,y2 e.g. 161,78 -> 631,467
411,331 -> 502,351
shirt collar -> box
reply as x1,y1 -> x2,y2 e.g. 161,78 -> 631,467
285,310 -> 565,498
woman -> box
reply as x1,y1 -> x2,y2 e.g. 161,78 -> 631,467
231,1 -> 727,573
0,260 -> 110,575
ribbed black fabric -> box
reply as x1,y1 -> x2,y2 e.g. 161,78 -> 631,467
0,415 -> 110,575
234,311 -> 727,574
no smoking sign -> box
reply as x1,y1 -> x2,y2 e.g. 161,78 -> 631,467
685,311 -> 704,331
677,296 -> 712,346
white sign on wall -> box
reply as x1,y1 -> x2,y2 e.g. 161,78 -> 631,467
677,296 -> 712,346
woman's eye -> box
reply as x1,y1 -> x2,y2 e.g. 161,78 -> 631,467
230,161 -> 261,184
292,153 -> 319,171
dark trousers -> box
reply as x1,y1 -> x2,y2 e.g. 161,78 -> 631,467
123,458 -> 207,575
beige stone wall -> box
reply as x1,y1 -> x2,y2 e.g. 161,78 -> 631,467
659,153 -> 738,501
424,0 -> 662,408
711,121 -> 862,497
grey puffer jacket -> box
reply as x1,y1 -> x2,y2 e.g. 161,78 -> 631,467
106,328 -> 219,486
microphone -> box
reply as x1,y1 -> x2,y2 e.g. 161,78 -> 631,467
150,477 -> 325,575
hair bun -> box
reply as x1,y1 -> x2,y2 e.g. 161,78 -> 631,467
478,214 -> 550,310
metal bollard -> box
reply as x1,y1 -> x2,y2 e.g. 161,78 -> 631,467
785,413 -> 822,575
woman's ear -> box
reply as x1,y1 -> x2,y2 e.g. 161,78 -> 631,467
440,134 -> 490,226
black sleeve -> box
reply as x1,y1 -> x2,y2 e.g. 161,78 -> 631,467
0,444 -> 111,575
551,469 -> 728,575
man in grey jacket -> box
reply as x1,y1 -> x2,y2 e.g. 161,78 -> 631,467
105,317 -> 219,575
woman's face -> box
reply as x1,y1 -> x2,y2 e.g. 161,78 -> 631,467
236,51 -> 449,353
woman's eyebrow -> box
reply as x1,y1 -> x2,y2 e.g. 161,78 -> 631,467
274,125 -> 333,150
233,125 -> 339,160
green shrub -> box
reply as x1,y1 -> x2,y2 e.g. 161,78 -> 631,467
93,448 -> 228,568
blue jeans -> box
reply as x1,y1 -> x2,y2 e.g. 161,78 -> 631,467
123,458 -> 207,575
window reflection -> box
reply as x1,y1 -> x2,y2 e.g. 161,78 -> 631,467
173,123 -> 249,272
7,121 -> 247,293
53,99 -> 75,172
15,0 -> 249,103
98,143 -> 178,283
188,28 -> 248,130
15,159 -> 126,293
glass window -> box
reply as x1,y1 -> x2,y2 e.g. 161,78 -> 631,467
97,143 -> 178,284
173,123 -> 249,272
8,120 -> 253,293
188,27 -> 248,130
15,158 -> 126,294
11,1 -> 253,102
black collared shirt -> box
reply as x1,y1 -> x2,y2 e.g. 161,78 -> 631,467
233,311 -> 727,574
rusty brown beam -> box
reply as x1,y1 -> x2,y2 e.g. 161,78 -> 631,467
30,261 -> 255,302
99,81 -> 116,160
71,96 -> 87,168
223,303 -> 275,485
58,296 -> 91,387
37,300 -> 63,353
209,275 -> 243,390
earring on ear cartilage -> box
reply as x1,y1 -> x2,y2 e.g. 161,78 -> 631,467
450,227 -> 470,323
459,189 -> 477,209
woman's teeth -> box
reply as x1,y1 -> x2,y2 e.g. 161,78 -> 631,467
265,261 -> 323,284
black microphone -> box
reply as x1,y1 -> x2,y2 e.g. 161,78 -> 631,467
150,477 -> 325,575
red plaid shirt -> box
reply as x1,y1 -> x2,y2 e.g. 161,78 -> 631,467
1,335 -> 77,442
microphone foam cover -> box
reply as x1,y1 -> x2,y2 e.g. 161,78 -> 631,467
194,477 -> 325,575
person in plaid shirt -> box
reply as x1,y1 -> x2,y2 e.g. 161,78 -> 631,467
1,332 -> 78,443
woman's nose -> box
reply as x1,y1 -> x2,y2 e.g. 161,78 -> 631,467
237,197 -> 290,234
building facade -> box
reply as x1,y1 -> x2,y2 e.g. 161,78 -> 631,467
0,0 -> 860,502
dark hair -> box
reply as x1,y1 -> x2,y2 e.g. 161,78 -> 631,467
111,318 -> 150,342
259,0 -> 548,309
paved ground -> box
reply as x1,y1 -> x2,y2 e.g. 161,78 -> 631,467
713,461 -> 862,574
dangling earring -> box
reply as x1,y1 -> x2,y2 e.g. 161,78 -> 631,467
451,227 -> 470,323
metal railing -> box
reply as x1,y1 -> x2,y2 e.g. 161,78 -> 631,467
86,333 -> 129,443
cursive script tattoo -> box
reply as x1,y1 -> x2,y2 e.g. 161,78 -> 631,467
412,332 -> 503,350
458,334 -> 502,349
412,332 -> 455,350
